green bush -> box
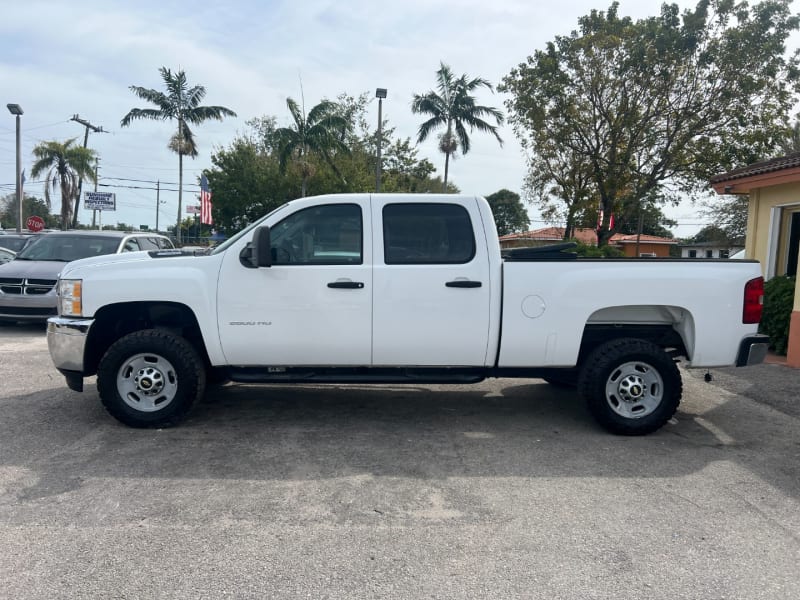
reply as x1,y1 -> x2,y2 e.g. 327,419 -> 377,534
759,275 -> 796,355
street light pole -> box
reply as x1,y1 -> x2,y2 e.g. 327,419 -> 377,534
375,88 -> 387,193
7,104 -> 23,233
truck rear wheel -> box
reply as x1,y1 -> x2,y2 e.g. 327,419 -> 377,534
97,329 -> 206,428
577,338 -> 681,435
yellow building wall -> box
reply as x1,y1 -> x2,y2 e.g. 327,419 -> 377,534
746,183 -> 800,365
747,183 -> 800,278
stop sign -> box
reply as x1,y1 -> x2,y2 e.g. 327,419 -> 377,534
26,215 -> 45,232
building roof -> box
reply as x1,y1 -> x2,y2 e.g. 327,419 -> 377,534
499,228 -> 677,246
610,233 -> 678,246
710,152 -> 800,184
710,152 -> 800,194
499,227 -> 598,245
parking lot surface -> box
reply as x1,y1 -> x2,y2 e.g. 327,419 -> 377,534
1,324 -> 798,599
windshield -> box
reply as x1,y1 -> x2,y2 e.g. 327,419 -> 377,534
211,203 -> 291,256
17,235 -> 121,262
0,237 -> 32,252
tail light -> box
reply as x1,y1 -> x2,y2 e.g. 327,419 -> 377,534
742,277 -> 764,324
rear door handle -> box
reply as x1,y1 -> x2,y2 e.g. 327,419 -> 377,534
328,281 -> 365,289
445,280 -> 482,288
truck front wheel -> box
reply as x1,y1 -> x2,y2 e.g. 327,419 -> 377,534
577,338 -> 681,436
96,329 -> 206,428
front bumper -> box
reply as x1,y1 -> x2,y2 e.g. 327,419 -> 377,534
0,294 -> 58,321
47,316 -> 94,381
735,334 -> 770,367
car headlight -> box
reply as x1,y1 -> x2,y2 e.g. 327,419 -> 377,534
59,279 -> 83,317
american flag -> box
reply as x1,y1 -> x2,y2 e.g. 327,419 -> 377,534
200,174 -> 213,225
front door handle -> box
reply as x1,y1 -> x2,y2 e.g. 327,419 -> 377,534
328,281 -> 365,289
445,280 -> 482,288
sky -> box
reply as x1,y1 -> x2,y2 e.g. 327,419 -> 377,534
0,0 -> 796,238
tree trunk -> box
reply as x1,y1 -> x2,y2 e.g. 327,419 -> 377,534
443,151 -> 450,193
301,175 -> 307,198
177,151 -> 183,245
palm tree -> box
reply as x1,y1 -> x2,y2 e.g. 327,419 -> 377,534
274,97 -> 349,197
30,139 -> 97,230
121,67 -> 236,243
412,62 -> 504,191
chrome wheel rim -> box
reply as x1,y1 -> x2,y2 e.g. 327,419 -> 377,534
117,353 -> 178,412
604,361 -> 664,419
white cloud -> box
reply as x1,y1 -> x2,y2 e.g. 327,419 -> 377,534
0,0 -> 783,235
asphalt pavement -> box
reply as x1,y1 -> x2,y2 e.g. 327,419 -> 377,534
0,324 -> 798,599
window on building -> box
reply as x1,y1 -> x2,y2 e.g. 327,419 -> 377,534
688,250 -> 697,258
705,249 -> 714,258
720,249 -> 729,259
788,212 -> 800,277
383,203 -> 475,264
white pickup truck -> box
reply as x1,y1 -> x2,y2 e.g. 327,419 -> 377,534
46,194 -> 769,435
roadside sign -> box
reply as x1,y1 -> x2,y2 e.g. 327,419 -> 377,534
26,215 -> 45,232
186,205 -> 200,215
84,191 -> 116,211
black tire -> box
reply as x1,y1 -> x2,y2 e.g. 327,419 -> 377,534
97,329 -> 206,428
577,338 -> 681,436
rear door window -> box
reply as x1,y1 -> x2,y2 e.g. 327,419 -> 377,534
382,203 -> 475,264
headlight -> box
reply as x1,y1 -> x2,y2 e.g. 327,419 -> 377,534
59,279 -> 83,317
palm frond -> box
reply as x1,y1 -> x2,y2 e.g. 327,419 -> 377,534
121,108 -> 168,127
127,87 -> 172,113
184,105 -> 237,124
186,84 -> 207,109
416,116 -> 446,143
285,98 -> 305,129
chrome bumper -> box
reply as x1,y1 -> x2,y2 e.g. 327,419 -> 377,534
47,317 -> 94,372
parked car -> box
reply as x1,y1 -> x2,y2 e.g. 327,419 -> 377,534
0,247 -> 15,264
0,231 -> 173,323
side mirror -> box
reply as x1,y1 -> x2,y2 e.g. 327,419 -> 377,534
253,225 -> 272,267
238,225 -> 272,268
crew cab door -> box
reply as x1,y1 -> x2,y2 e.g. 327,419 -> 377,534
371,197 -> 492,366
217,199 -> 372,365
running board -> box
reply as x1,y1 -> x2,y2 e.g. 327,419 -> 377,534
227,366 -> 486,385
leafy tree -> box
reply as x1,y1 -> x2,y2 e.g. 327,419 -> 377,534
700,194 -> 749,242
121,67 -> 236,243
614,200 -> 677,238
412,62 -> 504,191
0,194 -> 59,230
485,189 -> 530,236
29,139 -> 96,229
523,139 -> 595,239
205,137 -> 293,234
501,1 -> 800,246
274,97 -> 350,197
777,118 -> 800,154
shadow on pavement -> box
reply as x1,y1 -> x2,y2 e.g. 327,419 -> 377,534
1,377 -> 797,501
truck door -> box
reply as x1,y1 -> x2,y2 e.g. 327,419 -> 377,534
217,199 -> 372,366
371,197 -> 492,366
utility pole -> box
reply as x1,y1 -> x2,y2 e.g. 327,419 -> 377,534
91,158 -> 100,229
70,114 -> 106,229
155,180 -> 160,231
634,209 -> 644,258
